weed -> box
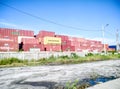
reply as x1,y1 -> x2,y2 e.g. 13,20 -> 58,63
85,53 -> 93,57
65,79 -> 79,89
71,53 -> 79,59
0,57 -> 23,65
0,53 -> 120,67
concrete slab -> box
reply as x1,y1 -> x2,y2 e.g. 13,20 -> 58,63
86,78 -> 120,89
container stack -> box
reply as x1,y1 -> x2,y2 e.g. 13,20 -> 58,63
37,31 -> 61,51
21,38 -> 42,51
0,28 -> 34,51
56,35 -> 73,51
0,27 -> 109,52
0,28 -> 18,51
0,28 -> 34,36
0,35 -> 18,51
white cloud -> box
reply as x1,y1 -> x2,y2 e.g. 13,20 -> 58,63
0,22 -> 17,27
0,21 -> 32,30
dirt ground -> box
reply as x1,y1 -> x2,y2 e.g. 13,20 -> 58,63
0,60 -> 120,89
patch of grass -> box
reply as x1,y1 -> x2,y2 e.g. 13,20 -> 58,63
65,79 -> 90,89
0,53 -> 120,67
65,79 -> 79,89
71,53 -> 79,59
0,57 -> 23,65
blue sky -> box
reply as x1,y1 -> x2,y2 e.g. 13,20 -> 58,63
0,0 -> 120,45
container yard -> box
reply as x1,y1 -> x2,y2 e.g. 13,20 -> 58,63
0,27 -> 110,52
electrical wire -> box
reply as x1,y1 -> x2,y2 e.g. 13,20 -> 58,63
105,30 -> 115,37
0,2 -> 101,31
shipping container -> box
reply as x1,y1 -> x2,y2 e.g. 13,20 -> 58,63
43,36 -> 61,45
18,36 -> 34,43
43,44 -> 61,51
109,45 -> 116,51
55,35 -> 69,41
38,30 -> 55,37
61,45 -> 75,51
0,35 -> 18,43
0,28 -> 34,36
21,38 -> 39,44
23,44 -> 44,51
0,27 -> 108,52
0,42 -> 18,51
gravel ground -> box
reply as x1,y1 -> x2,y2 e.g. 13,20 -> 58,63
0,60 -> 120,89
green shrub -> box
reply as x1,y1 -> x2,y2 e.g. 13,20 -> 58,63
59,55 -> 69,59
0,57 -> 23,65
71,53 -> 79,59
117,54 -> 120,58
85,53 -> 93,57
48,55 -> 56,60
65,79 -> 79,89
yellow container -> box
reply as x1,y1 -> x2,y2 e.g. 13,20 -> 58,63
44,37 -> 61,45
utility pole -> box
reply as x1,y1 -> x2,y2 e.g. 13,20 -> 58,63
102,25 -> 105,54
116,29 -> 119,52
102,24 -> 109,55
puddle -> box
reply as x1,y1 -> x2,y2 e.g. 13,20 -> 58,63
79,76 -> 116,86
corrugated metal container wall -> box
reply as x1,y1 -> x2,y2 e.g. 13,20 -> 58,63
0,28 -> 34,36
38,37 -> 44,44
21,38 -> 39,44
0,42 -> 18,51
43,45 -> 61,51
0,35 -> 18,43
19,30 -> 34,36
0,28 -> 18,36
61,45 -> 71,51
23,44 -> 44,51
55,35 -> 69,41
38,30 -> 55,37
18,36 -> 34,43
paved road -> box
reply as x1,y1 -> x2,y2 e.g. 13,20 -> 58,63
87,78 -> 120,89
0,60 -> 120,89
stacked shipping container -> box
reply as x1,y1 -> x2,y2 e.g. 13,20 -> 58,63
36,30 -> 55,38
36,31 -> 61,51
0,28 -> 34,36
0,28 -> 34,51
0,28 -> 19,51
0,28 -> 109,52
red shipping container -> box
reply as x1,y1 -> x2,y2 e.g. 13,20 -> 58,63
0,28 -> 34,36
38,37 -> 44,44
61,45 -> 71,51
43,44 -> 61,51
38,30 -> 55,37
56,35 -> 68,41
3,28 -> 19,36
0,42 -> 18,51
0,35 -> 18,43
19,30 -> 34,36
66,40 -> 71,45
23,44 -> 44,51
21,38 -> 39,44
52,45 -> 61,51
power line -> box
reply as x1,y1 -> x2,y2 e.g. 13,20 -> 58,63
0,2 -> 101,31
105,30 -> 115,36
